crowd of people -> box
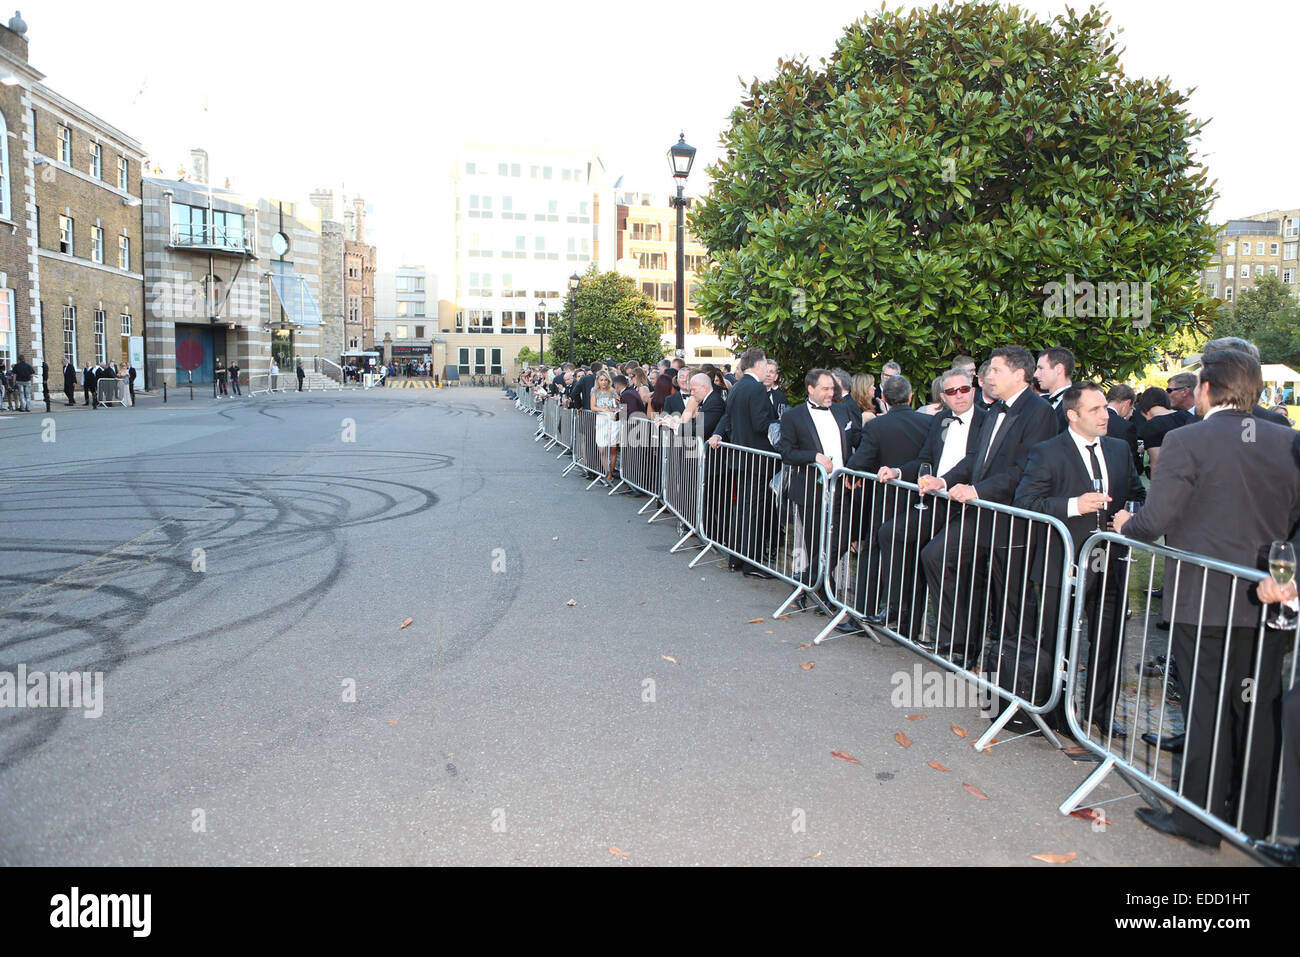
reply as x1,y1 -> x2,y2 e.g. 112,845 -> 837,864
1,356 -> 139,410
519,336 -> 1300,863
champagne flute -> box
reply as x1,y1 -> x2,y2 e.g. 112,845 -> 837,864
915,464 -> 931,511
1117,500 -> 1141,561
1267,541 -> 1297,630
1092,479 -> 1106,532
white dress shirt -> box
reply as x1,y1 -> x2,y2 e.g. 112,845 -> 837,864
1065,427 -> 1110,518
936,407 -> 976,478
808,406 -> 844,471
982,384 -> 1029,463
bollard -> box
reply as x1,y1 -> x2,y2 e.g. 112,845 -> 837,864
163,382 -> 168,403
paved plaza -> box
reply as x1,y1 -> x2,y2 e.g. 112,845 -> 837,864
0,389 -> 1253,865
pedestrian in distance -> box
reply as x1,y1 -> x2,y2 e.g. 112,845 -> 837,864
296,359 -> 305,392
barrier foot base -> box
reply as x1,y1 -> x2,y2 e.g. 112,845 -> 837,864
561,461 -> 578,476
608,479 -> 627,496
1059,756 -> 1117,816
773,585 -> 828,619
534,429 -> 545,441
974,702 -> 1021,753
647,503 -> 670,524
813,609 -> 849,644
543,438 -> 557,450
586,475 -> 606,491
669,529 -> 697,553
635,495 -> 658,513
687,544 -> 716,568
556,446 -> 570,460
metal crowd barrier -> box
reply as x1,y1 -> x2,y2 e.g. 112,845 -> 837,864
686,441 -> 831,619
95,377 -> 128,407
1059,531 -> 1299,862
610,414 -> 666,516
659,424 -> 707,553
817,468 -> 1076,752
562,409 -> 606,485
539,397 -> 563,447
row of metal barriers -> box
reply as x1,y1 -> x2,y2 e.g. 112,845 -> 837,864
518,391 -> 1298,861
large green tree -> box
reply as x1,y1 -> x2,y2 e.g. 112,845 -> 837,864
1212,274 -> 1300,368
691,1 -> 1218,386
545,265 -> 666,366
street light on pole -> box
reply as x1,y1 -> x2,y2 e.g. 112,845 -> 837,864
667,132 -> 696,361
567,272 -> 580,365
537,298 -> 546,366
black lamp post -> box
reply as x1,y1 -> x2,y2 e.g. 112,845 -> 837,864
567,272 -> 580,365
537,298 -> 546,366
667,132 -> 696,359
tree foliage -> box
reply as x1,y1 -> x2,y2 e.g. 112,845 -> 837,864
690,1 -> 1218,386
1212,275 -> 1300,368
545,265 -> 666,366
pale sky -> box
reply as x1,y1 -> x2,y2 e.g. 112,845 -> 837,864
23,0 -> 1300,283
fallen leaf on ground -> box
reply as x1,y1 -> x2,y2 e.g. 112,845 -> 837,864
747,618 -> 764,624
951,724 -> 968,738
660,655 -> 678,665
1030,851 -> 1077,864
773,615 -> 790,620
604,846 -> 631,858
830,750 -> 861,764
1069,808 -> 1111,827
962,783 -> 989,800
399,617 -> 413,629
1063,747 -> 1091,757
796,643 -> 812,650
804,850 -> 823,860
906,714 -> 927,721
927,761 -> 951,772
894,731 -> 912,749
565,599 -> 577,606
765,630 -> 774,635
386,720 -> 398,725
799,661 -> 815,670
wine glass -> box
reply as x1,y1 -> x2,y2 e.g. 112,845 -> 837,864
915,464 -> 931,511
1267,541 -> 1298,630
1092,478 -> 1106,531
1117,500 -> 1141,561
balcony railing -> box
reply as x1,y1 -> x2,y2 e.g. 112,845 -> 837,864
170,224 -> 253,254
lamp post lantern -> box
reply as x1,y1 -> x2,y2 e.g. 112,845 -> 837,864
537,299 -> 546,367
567,272 -> 580,365
667,133 -> 696,360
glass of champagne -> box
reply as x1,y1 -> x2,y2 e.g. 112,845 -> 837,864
1268,541 -> 1297,630
1117,500 -> 1141,561
915,464 -> 931,511
1092,479 -> 1106,532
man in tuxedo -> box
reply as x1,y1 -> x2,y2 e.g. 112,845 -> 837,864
1034,346 -> 1074,432
918,346 -> 1059,662
709,348 -> 778,577
63,358 -> 77,406
570,361 -> 602,415
974,359 -> 996,413
82,363 -> 95,406
1114,350 -> 1300,848
869,368 -> 986,634
842,374 -> 929,628
1105,384 -> 1139,464
1014,383 -> 1146,735
776,369 -> 858,588
1202,336 -> 1292,426
763,361 -> 788,419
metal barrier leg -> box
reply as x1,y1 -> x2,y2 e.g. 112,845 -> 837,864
1059,756 -> 1117,815
670,528 -> 696,552
648,503 -> 670,523
687,543 -> 716,568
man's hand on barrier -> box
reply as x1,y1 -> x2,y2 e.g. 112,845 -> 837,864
878,467 -> 900,483
1112,509 -> 1131,533
1077,491 -> 1111,514
917,475 -> 946,496
1257,577 -> 1298,604
844,477 -> 862,490
948,483 -> 978,503
815,453 -> 833,472
707,434 -> 722,449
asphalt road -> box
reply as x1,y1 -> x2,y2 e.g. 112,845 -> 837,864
0,388 -> 1252,866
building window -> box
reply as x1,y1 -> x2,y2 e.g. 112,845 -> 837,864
467,309 -> 493,333
458,347 -> 470,374
0,108 -> 9,220
63,306 -> 76,364
1284,269 -> 1295,284
1224,241 -> 1234,257
501,311 -> 527,334
120,312 -> 132,337
1255,264 -> 1265,278
90,143 -> 102,179
118,235 -> 130,270
637,251 -> 668,270
118,156 -> 129,190
414,325 -> 425,339
510,163 -> 520,177
1241,242 -> 1251,255
59,125 -> 72,164
1224,286 -> 1233,302
465,162 -> 476,175
1204,281 -> 1217,297
94,310 -> 106,362
1270,242 -> 1279,256
1287,218 -> 1299,238
91,226 -> 104,263
491,348 -> 503,374
1225,264 -> 1234,280
1285,243 -> 1298,260
543,166 -> 552,180
395,324 -> 408,339
1270,265 -> 1278,276
59,215 -> 74,255
0,288 -> 13,364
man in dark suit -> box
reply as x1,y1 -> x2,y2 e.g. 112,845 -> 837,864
708,348 -> 779,577
63,358 -> 77,406
869,368 -> 986,635
1014,383 -> 1147,735
918,346 -> 1059,661
763,360 -> 788,419
1114,350 -> 1300,848
1104,384 -> 1139,464
1201,336 -> 1292,426
82,363 -> 95,406
570,361 -> 602,416
777,368 -> 859,588
1034,346 -> 1074,433
842,374 -> 929,625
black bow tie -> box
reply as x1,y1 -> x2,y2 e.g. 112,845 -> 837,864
808,402 -> 831,411
989,399 -> 1008,414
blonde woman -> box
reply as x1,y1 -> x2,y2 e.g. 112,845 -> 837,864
850,373 -> 878,426
590,371 -> 619,486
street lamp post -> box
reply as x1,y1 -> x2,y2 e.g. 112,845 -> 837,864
567,272 -> 580,365
537,298 -> 546,366
667,133 -> 696,360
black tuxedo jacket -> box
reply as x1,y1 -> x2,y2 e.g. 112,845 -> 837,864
1106,407 -> 1139,462
717,373 -> 778,452
1123,411 -> 1300,627
571,373 -> 597,413
1047,389 -> 1070,433
63,363 -> 77,388
776,401 -> 857,504
899,406 -> 988,482
944,389 -> 1059,504
846,406 -> 930,474
1014,431 -> 1146,578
